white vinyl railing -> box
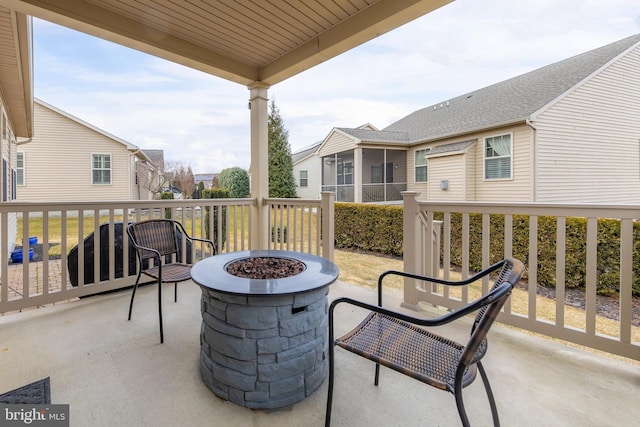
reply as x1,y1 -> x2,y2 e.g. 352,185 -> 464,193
401,192 -> 640,361
0,196 -> 334,314
265,192 -> 335,260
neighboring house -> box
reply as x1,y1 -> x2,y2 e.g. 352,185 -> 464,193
194,173 -> 218,190
0,10 -> 33,260
143,149 -> 165,198
292,142 -> 321,199
16,99 -> 157,202
319,33 -> 640,204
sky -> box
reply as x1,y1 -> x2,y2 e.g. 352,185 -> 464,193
32,0 -> 640,175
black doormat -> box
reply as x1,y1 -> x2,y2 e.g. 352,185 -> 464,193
0,377 -> 51,404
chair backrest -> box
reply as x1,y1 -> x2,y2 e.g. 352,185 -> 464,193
128,219 -> 180,261
461,258 -> 525,367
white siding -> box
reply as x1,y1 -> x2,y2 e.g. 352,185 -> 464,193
293,154 -> 321,199
17,102 -> 137,202
535,45 -> 640,203
428,155 -> 465,200
0,100 -> 19,265
407,146 -> 429,199
473,125 -> 533,202
464,146 -> 476,200
317,131 -> 356,157
408,127 -> 532,202
135,161 -> 155,200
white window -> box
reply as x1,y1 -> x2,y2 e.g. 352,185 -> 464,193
299,170 -> 308,187
415,149 -> 429,182
17,152 -> 24,185
92,154 -> 111,184
484,134 -> 512,180
343,162 -> 353,185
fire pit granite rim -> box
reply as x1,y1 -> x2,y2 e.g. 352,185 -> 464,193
190,250 -> 339,296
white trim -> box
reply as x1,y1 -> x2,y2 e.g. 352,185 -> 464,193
299,170 -> 308,187
530,40 -> 640,121
91,153 -> 112,185
35,99 -> 152,164
16,151 -> 24,186
414,148 -> 430,182
483,132 -> 513,181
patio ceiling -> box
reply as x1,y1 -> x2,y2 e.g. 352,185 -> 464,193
2,0 -> 453,86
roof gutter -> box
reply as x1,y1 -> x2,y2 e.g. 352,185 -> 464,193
408,117 -> 528,145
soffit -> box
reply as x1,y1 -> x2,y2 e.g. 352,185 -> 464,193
0,7 -> 32,137
2,0 -> 452,86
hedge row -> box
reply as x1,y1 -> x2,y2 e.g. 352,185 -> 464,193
334,203 -> 640,296
334,203 -> 403,256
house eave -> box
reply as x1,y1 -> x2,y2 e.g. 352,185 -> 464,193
408,117 -> 528,145
35,98 -> 143,152
0,11 -> 34,138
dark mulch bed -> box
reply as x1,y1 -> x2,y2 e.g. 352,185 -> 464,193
519,282 -> 640,327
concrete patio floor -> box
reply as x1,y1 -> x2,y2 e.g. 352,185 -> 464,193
1,280 -> 638,426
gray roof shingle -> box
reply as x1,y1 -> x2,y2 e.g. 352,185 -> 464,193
336,127 -> 409,143
426,139 -> 476,156
375,33 -> 640,143
292,142 -> 321,163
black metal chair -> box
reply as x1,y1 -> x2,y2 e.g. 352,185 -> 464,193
127,219 -> 215,343
326,258 -> 525,426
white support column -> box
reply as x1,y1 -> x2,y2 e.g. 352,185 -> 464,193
248,82 -> 270,249
321,191 -> 335,261
401,191 -> 421,311
354,147 -> 362,203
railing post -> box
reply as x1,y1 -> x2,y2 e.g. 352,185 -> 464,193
321,191 -> 335,261
248,83 -> 270,249
401,191 -> 421,310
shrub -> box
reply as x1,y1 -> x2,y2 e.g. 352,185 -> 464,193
160,191 -> 174,219
202,188 -> 230,251
334,203 -> 403,256
271,225 -> 288,243
218,167 -> 250,198
334,202 -> 640,296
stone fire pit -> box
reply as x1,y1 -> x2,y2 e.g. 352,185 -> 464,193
190,250 -> 339,409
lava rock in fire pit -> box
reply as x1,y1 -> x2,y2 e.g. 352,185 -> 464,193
226,256 -> 305,279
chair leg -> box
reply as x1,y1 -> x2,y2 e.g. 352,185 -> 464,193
454,389 -> 471,427
158,278 -> 164,344
128,269 -> 143,321
325,346 -> 334,426
454,368 -> 471,427
477,362 -> 500,427
454,362 -> 499,427
325,313 -> 336,426
174,282 -> 178,302
374,363 -> 380,386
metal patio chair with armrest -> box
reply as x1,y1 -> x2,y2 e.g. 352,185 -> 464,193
127,219 -> 216,343
325,258 -> 525,427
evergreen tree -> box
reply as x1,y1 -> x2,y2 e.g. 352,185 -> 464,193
268,100 -> 297,198
192,180 -> 205,199
218,167 -> 250,198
